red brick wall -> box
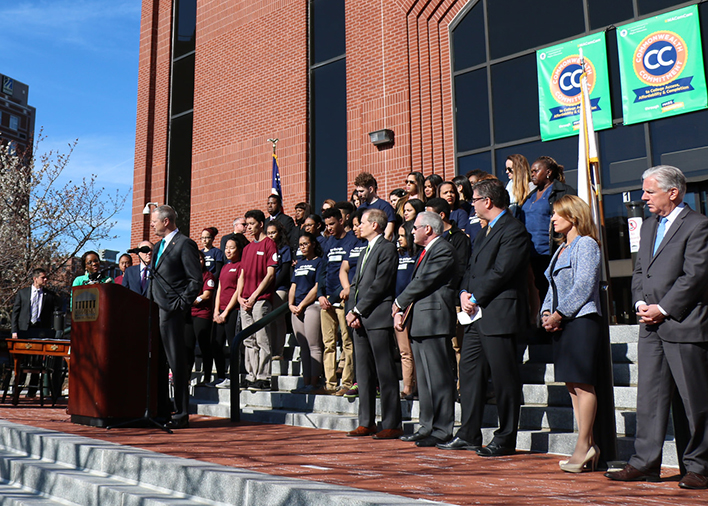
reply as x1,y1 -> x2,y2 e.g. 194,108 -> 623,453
131,0 -> 473,245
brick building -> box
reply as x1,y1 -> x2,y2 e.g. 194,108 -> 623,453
131,0 -> 708,322
0,74 -> 35,156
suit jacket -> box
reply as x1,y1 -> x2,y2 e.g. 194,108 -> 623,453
350,236 -> 397,330
461,211 -> 530,336
149,232 -> 202,313
122,264 -> 151,297
12,286 -> 60,333
396,237 -> 457,338
632,206 -> 708,343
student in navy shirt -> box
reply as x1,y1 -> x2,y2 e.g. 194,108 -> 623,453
318,207 -> 358,395
201,227 -> 225,280
266,220 -> 293,359
395,221 -> 418,399
339,208 -> 368,306
289,232 -> 325,394
439,181 -> 469,230
354,171 -> 396,240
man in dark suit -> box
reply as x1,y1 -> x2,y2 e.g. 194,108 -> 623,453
12,268 -> 62,397
392,211 -> 457,447
606,166 -> 708,489
439,179 -> 529,456
122,240 -> 153,297
149,205 -> 202,429
345,208 -> 402,439
266,194 -> 298,248
219,217 -> 247,252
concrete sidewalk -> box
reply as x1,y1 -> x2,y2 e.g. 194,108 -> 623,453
0,400 -> 703,505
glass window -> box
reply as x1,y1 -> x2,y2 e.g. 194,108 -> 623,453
454,68 -> 490,153
458,151 -> 492,176
588,0 -> 633,30
311,59 -> 347,206
9,115 -> 19,131
599,124 -> 648,191
173,0 -> 197,58
167,113 -> 193,234
650,110 -> 708,177
171,54 -> 195,116
311,0 -> 345,65
491,54 -> 539,143
495,136 -> 578,184
452,1 -> 486,72
487,0 -> 585,59
637,0 -> 686,16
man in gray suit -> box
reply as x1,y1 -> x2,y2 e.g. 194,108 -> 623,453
150,205 -> 202,429
345,209 -> 402,439
606,166 -> 708,489
392,211 -> 457,447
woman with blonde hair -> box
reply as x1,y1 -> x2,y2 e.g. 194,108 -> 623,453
505,154 -> 535,217
541,195 -> 602,473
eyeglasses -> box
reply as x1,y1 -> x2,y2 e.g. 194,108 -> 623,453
405,180 -> 416,185
201,236 -> 212,239
471,196 -> 487,203
505,167 -> 513,173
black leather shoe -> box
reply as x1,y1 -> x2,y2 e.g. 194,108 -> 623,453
437,437 -> 481,451
416,436 -> 446,447
476,442 -> 515,457
166,416 -> 189,429
400,431 -> 429,442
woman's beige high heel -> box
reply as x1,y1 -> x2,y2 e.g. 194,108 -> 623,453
559,445 -> 600,473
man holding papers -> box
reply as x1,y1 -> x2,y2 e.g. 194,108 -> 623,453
440,179 -> 530,456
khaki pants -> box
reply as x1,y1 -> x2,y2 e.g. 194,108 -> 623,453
320,306 -> 354,390
241,300 -> 272,382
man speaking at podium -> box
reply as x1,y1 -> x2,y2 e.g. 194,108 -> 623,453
150,205 -> 202,429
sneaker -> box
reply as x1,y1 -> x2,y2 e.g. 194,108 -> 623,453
343,384 -> 359,398
205,378 -> 223,388
240,378 -> 253,389
214,378 -> 231,389
249,380 -> 272,391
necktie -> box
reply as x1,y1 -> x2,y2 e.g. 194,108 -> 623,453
354,244 -> 371,303
653,216 -> 667,256
416,248 -> 427,268
155,240 -> 165,265
31,289 -> 41,324
141,267 -> 147,290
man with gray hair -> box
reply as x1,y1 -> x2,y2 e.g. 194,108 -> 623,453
607,166 -> 708,489
220,217 -> 247,252
150,205 -> 202,429
392,211 -> 457,447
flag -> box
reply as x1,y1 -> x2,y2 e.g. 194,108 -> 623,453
577,47 -> 601,236
271,153 -> 282,197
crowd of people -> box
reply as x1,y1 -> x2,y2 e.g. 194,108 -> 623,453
19,159 -> 707,489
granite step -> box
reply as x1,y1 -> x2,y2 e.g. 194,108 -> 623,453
0,420 -> 451,506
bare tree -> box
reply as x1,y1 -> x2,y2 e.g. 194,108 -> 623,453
0,136 -> 128,321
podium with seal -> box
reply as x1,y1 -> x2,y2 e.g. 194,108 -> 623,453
69,283 -> 160,427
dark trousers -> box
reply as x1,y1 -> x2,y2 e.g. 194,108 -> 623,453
410,335 -> 455,440
159,308 -> 190,421
630,334 -> 708,475
185,315 -> 212,379
353,326 -> 401,430
457,323 -> 520,448
211,311 -> 239,381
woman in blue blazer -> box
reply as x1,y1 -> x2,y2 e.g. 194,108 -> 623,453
541,195 -> 602,474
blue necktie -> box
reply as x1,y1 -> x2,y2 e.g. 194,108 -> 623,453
653,217 -> 667,256
155,240 -> 165,265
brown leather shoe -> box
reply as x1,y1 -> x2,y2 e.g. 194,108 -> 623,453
334,387 -> 348,396
372,428 -> 404,440
679,471 -> 708,489
347,425 -> 377,437
605,464 -> 660,482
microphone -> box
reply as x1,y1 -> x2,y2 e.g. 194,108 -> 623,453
128,246 -> 152,254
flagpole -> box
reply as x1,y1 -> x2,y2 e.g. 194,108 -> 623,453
268,138 -> 283,197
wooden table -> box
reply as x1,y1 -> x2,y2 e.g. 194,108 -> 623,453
5,338 -> 70,406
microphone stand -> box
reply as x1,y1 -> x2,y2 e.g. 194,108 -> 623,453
108,255 -> 172,433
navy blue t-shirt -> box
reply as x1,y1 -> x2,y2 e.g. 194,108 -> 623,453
291,257 -> 323,305
359,198 -> 396,223
319,231 -> 358,297
345,238 -> 368,284
203,247 -> 225,275
396,251 -> 416,298
274,245 -> 293,291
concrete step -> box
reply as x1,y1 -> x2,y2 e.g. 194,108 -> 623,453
0,420 -> 451,506
520,362 -> 638,386
522,342 -> 638,364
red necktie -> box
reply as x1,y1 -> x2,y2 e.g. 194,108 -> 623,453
416,248 -> 426,268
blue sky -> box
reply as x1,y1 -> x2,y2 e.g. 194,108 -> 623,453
0,0 -> 141,257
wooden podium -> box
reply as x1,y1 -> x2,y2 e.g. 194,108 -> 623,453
69,283 -> 160,427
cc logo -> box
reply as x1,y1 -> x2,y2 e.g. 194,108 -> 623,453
633,31 -> 687,86
550,56 -> 595,105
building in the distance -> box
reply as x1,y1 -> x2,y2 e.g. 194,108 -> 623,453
131,0 -> 708,323
0,73 -> 35,156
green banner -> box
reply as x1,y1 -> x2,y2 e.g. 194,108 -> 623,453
537,33 -> 613,141
616,5 -> 708,125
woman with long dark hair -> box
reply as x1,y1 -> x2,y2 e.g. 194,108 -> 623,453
394,221 -> 419,399
187,251 -> 215,383
266,220 -> 293,360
